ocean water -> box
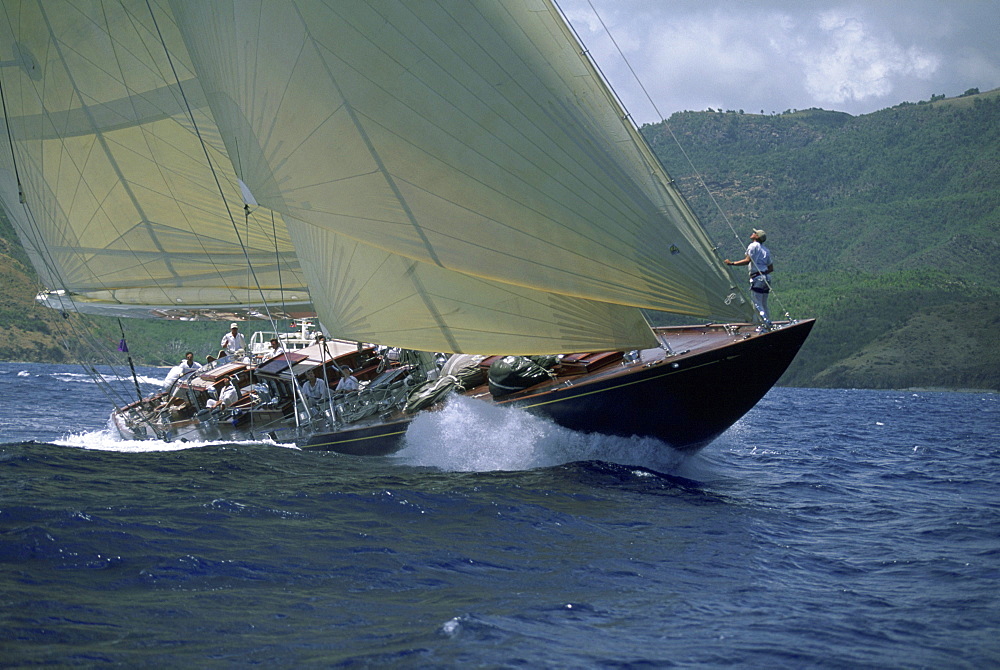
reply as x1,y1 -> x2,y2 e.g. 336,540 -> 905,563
1,361 -> 998,668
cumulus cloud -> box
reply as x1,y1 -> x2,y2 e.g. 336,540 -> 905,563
558,0 -> 999,121
793,10 -> 940,105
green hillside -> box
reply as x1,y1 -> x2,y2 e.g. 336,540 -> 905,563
1,89 -> 998,390
642,88 -> 1000,390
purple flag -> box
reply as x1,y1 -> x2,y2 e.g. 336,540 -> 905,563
118,339 -> 129,353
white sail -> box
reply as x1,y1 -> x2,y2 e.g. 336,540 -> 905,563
0,1 -> 310,318
2,0 -> 752,353
166,0 -> 749,352
287,220 -> 656,354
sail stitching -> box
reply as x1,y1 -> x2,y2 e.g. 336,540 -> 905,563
144,0 -> 283,331
0,37 -> 145,407
39,1 -> 181,306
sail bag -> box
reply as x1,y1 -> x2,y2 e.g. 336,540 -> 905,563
488,356 -> 556,398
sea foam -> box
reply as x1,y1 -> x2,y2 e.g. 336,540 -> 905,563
396,394 -> 688,472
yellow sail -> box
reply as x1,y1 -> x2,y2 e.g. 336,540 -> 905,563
167,0 -> 749,351
287,220 -> 655,354
2,0 -> 752,353
0,1 -> 310,318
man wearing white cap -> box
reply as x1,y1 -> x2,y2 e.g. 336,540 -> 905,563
221,322 -> 246,355
725,229 -> 773,326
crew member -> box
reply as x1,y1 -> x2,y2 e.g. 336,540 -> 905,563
267,338 -> 285,358
725,228 -> 774,326
302,370 -> 329,406
179,351 -> 202,373
335,367 -> 360,392
221,323 -> 246,355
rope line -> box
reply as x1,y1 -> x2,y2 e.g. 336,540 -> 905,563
564,0 -> 794,323
145,0 -> 314,425
1,74 -> 148,410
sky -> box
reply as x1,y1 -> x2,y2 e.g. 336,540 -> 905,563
558,0 -> 1000,124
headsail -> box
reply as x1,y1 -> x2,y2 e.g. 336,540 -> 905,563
2,0 -> 752,353
169,0 -> 750,352
0,1 -> 310,319
286,224 -> 657,354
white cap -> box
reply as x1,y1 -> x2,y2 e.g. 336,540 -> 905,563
230,322 -> 239,329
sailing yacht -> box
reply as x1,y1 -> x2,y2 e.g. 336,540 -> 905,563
0,1 -> 812,454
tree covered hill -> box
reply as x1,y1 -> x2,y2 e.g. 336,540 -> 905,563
641,88 -> 1000,390
1,90 -> 997,390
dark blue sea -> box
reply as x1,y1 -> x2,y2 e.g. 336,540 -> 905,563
1,361 -> 998,668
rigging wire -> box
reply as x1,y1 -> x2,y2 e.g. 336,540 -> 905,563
117,319 -> 143,402
4,4 -> 217,424
560,0 -> 793,323
8,2 -> 232,346
145,0 -> 312,425
116,4 -> 279,318
3,6 -> 275,440
271,209 -> 287,317
0,75 -> 151,412
145,0 -> 281,333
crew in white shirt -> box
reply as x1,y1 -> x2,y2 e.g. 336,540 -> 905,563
179,351 -> 202,373
725,229 -> 774,326
221,323 -> 246,355
302,370 -> 329,405
266,338 -> 285,358
335,367 -> 360,392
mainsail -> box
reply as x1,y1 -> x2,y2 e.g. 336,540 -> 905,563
1,0 -> 753,354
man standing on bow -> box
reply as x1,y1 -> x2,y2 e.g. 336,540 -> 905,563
221,322 -> 246,355
725,229 -> 773,326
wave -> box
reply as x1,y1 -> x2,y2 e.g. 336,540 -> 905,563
395,395 -> 690,473
54,424 -> 299,454
48,371 -> 163,387
8,368 -> 163,387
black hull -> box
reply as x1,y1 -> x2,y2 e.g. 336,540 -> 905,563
299,420 -> 413,456
508,318 -> 813,451
300,319 -> 814,456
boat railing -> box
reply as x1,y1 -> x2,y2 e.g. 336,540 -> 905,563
327,366 -> 417,424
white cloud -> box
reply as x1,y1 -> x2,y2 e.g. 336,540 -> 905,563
557,0 -> 999,121
794,10 -> 940,105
